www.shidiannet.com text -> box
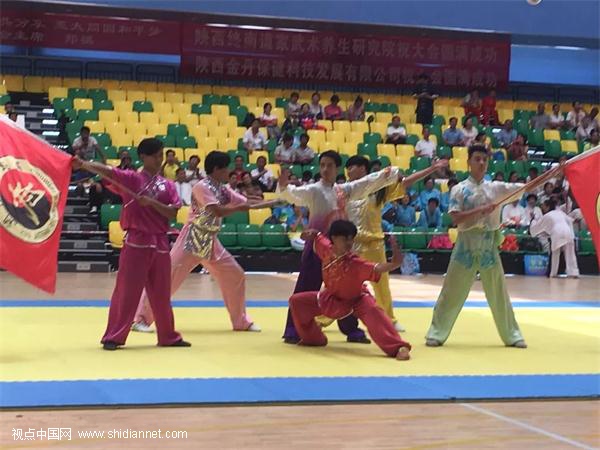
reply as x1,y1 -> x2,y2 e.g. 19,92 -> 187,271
12,427 -> 188,441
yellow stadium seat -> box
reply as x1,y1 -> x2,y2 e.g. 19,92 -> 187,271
105,159 -> 120,167
220,115 -> 238,129
377,144 -> 397,159
316,120 -> 333,131
543,130 -> 561,140
229,127 -> 246,141
111,133 -> 134,147
0,106 -> 5,114
429,134 -> 438,146
107,90 -> 126,102
449,158 -> 468,172
101,79 -> 121,90
193,84 -> 211,94
369,122 -> 387,136
346,131 -> 362,143
240,96 -> 258,108
184,148 -> 205,161
210,126 -> 228,140
327,130 -> 346,145
396,144 -> 415,158
145,91 -> 164,103
435,105 -> 450,118
105,122 -> 126,136
248,151 -> 269,164
155,83 -> 175,93
199,115 -> 219,129
266,163 -> 281,178
160,112 -> 179,124
24,76 -> 44,93
180,113 -> 199,128
176,84 -> 195,93
133,133 -> 151,144
219,137 -> 239,151
376,112 -> 393,124
350,121 -> 368,134
127,90 -> 146,102
0,85 -> 7,95
136,81 -> 156,92
120,111 -> 140,124
273,108 -> 285,125
189,125 -> 209,141
197,137 -> 218,152
319,141 -> 339,152
176,206 -> 190,224
147,123 -> 168,136
452,146 -> 468,160
73,98 -> 93,110
84,120 -> 105,133
340,142 -> 359,155
165,147 -> 185,162
80,78 -> 101,89
211,104 -> 229,120
561,140 -> 578,154
263,192 -> 278,201
127,122 -> 147,136
406,123 -> 424,136
392,156 -> 411,170
173,103 -> 192,117
333,120 -> 351,134
184,93 -> 203,104
120,81 -> 140,90
113,100 -> 132,114
251,106 -> 264,118
154,102 -> 172,116
44,77 -> 62,91
48,86 -> 68,101
498,109 -> 513,124
2,74 -> 24,91
164,92 -> 184,104
99,110 -> 118,123
249,208 -> 272,226
307,129 -> 326,144
108,221 -> 124,249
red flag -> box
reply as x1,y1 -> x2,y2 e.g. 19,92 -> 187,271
564,146 -> 600,265
0,117 -> 72,293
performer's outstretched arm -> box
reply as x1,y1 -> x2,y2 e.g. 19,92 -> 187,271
344,166 -> 402,200
374,237 -> 404,274
401,159 -> 449,190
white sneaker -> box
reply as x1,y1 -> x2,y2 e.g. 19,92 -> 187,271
131,322 -> 154,333
89,206 -> 98,214
394,322 -> 406,332
246,323 -> 262,332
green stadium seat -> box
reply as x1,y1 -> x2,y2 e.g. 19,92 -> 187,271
227,150 -> 248,164
363,132 -> 382,144
237,224 -> 265,250
266,139 -> 278,152
87,88 -> 107,103
66,120 -> 83,136
191,103 -> 211,115
94,99 -> 113,111
92,133 -> 111,147
167,124 -> 188,137
224,210 -> 249,225
102,146 -> 119,159
528,128 -> 545,147
77,109 -> 98,121
53,97 -> 73,112
441,213 -> 453,228
544,140 -> 562,159
378,155 -> 391,167
202,94 -> 220,106
436,145 -> 452,159
405,134 -> 419,146
410,156 -> 430,171
364,102 -> 380,113
261,224 -> 291,251
67,88 -> 87,99
220,95 -> 240,108
403,228 -> 427,250
392,226 -> 405,247
358,143 -> 378,160
156,135 -> 176,147
275,98 -> 288,109
560,130 -> 576,140
232,105 -> 248,125
579,238 -> 595,254
58,108 -> 77,121
176,135 -> 197,149
432,115 -> 446,127
0,94 -> 11,105
488,160 -> 506,174
219,223 -> 241,251
100,204 -> 122,230
133,101 -> 153,113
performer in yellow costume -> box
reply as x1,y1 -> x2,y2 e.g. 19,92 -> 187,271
318,156 -> 448,332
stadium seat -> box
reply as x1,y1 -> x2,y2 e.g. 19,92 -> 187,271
176,206 -> 190,224
78,109 -> 98,121
197,137 -> 218,151
173,103 -> 192,117
452,146 -> 468,160
120,111 -> 139,124
396,144 -> 415,158
105,122 -> 126,136
107,90 -> 126,102
165,93 -> 185,105
147,123 -> 168,136
219,223 -> 240,250
127,90 -> 146,102
101,204 -> 122,229
154,102 -> 173,116
403,228 -> 427,250
199,115 -> 219,128
449,158 -> 468,172
249,208 -> 272,226
377,144 -> 396,159
84,120 -> 105,133
160,112 -> 179,124
224,210 -> 249,225
237,224 -> 265,250
544,140 -> 562,159
139,112 -> 159,125
262,224 -> 292,251
108,221 -> 124,249
561,140 -> 578,154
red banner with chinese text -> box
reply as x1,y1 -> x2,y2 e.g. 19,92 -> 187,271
180,23 -> 510,90
0,10 -> 180,54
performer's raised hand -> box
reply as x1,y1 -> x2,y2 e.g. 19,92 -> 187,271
300,229 -> 319,241
432,158 -> 449,170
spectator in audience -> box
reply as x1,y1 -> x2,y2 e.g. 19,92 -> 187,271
185,155 -> 204,186
324,94 -> 344,120
413,73 -> 437,125
232,155 -> 246,182
286,92 -> 301,118
160,149 -> 180,181
497,120 -> 517,148
576,116 -> 594,142
238,171 -> 264,201
281,111 -> 301,135
336,174 -> 347,184
308,92 -> 324,120
294,133 -> 316,165
475,131 -> 489,148
289,174 -> 301,186
461,89 -> 482,120
501,199 -> 525,228
415,128 -> 436,159
243,119 -> 268,154
508,171 -> 519,183
589,107 -> 599,131
548,104 -> 564,129
88,151 -> 134,213
417,197 -> 442,228
394,195 -> 416,227
539,181 -> 555,204
442,117 -> 464,147
386,115 -> 407,145
568,199 -> 587,234
493,172 -> 505,181
370,160 -> 383,172
299,103 -> 317,129
301,170 -> 314,185
275,133 -> 296,164
4,103 -> 26,128
116,150 -> 134,171
529,103 -> 550,130
566,101 -> 586,131
419,177 -> 441,211
440,178 -> 458,212
346,96 -> 365,121
228,172 -> 239,191
523,194 -> 542,226
251,155 -> 275,192
508,133 -> 528,161
461,117 -> 478,147
72,126 -> 104,163
260,102 -> 281,140
174,167 -> 192,206
481,89 -> 499,125
583,129 -> 599,151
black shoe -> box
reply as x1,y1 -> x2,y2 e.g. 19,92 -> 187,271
283,336 -> 300,344
164,339 -> 191,347
102,341 -> 119,351
347,336 -> 371,344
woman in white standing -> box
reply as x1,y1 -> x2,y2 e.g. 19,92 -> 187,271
529,198 -> 579,278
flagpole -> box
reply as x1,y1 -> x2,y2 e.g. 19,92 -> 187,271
491,164 -> 562,209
